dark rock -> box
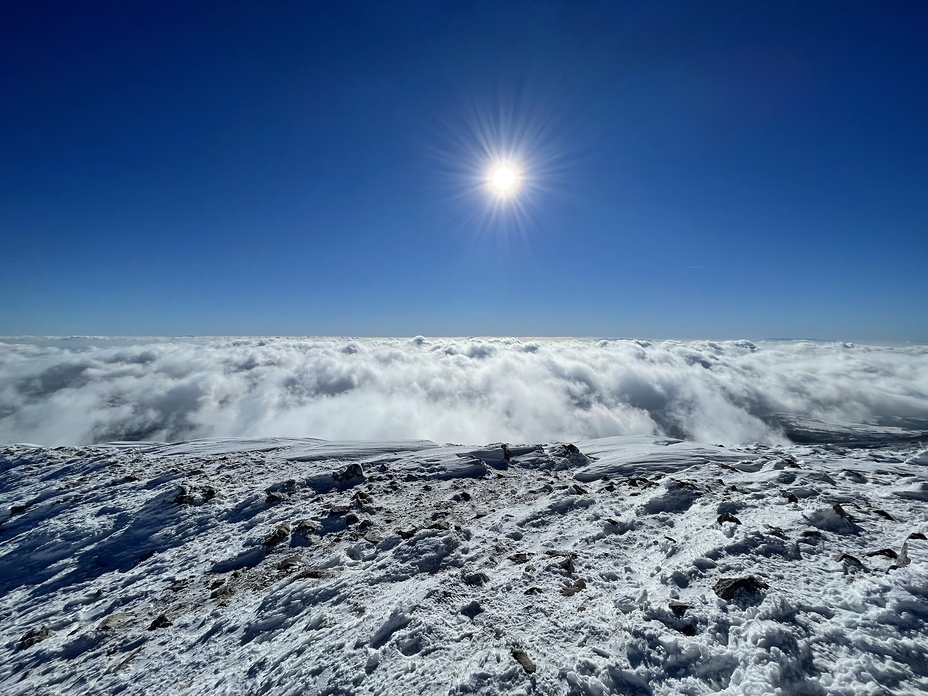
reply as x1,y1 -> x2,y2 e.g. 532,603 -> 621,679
508,553 -> 532,564
512,648 -> 536,674
838,553 -> 867,574
148,614 -> 172,630
457,491 -> 472,502
569,484 -> 588,495
893,543 -> 911,569
334,463 -> 364,483
782,490 -> 799,504
138,549 -> 157,563
524,587 -> 542,595
210,584 -> 234,600
460,601 -> 483,619
717,513 -> 741,525
352,490 -> 373,505
564,443 -> 580,454
713,576 -> 768,602
680,624 -> 697,636
10,503 -> 29,516
561,579 -> 586,596
463,572 -> 489,586
669,601 -> 692,618
559,556 -> 576,574
344,513 -> 359,525
909,532 -> 927,541
866,548 -> 898,559
265,491 -> 283,504
19,626 -> 53,649
328,505 -> 351,516
396,528 -> 417,540
873,509 -> 895,521
264,523 -> 291,547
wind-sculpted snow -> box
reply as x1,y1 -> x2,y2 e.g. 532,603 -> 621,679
1,337 -> 927,446
1,437 -> 927,694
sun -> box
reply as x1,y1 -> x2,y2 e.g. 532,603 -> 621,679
489,164 -> 520,197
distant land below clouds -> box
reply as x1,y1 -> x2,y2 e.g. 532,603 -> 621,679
1,337 -> 927,448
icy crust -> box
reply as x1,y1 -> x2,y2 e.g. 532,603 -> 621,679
1,437 -> 927,695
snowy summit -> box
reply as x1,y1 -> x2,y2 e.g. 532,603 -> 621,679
2,433 -> 927,694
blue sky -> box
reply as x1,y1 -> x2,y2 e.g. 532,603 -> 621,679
2,1 -> 926,340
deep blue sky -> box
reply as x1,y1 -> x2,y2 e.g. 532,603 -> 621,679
2,1 -> 926,340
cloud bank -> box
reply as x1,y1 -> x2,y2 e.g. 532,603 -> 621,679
1,337 -> 926,447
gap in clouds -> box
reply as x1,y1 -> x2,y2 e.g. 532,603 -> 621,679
0,337 -> 927,447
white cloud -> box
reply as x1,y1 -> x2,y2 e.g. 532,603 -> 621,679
0,337 -> 926,446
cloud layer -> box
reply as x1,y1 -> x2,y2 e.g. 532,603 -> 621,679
1,337 -> 926,446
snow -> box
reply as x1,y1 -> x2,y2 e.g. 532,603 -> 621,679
3,435 -> 928,694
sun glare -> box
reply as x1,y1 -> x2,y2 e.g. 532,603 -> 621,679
490,164 -> 520,197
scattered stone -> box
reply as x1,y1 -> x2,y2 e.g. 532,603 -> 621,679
838,553 -> 867,574
872,509 -> 895,521
511,648 -> 536,674
263,523 -> 291,547
148,614 -> 172,630
717,512 -> 741,525
168,579 -> 187,592
334,463 -> 364,483
669,601 -> 692,618
455,491 -> 472,502
893,543 -> 911,569
569,484 -> 588,495
509,553 -> 532,564
210,584 -> 234,600
713,576 -> 768,602
97,613 -> 132,631
328,505 -> 351,516
396,528 -> 417,540
463,572 -> 489,586
19,626 -> 53,649
909,532 -> 927,541
524,587 -> 542,595
277,555 -> 302,570
764,525 -> 787,539
866,548 -> 898,559
559,556 -> 576,574
265,491 -> 283,504
352,490 -> 373,505
344,513 -> 360,525
564,444 -> 580,454
679,624 -> 697,636
460,601 -> 483,619
560,579 -> 586,596
782,490 -> 799,503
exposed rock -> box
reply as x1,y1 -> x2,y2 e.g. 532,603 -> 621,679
97,613 -> 132,631
865,548 -> 898,559
463,571 -> 489,586
669,601 -> 692,618
713,576 -> 768,602
334,463 -> 364,483
717,512 -> 742,525
19,626 -> 53,649
460,601 -> 483,619
782,490 -> 799,503
511,648 -> 536,674
263,523 -> 291,547
560,578 -> 586,596
838,553 -> 867,574
508,553 -> 532,564
148,614 -> 172,630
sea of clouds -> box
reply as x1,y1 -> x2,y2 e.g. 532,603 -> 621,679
1,337 -> 927,447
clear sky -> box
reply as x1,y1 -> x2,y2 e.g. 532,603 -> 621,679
2,1 -> 926,340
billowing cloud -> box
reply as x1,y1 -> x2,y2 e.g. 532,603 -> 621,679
1,337 -> 926,446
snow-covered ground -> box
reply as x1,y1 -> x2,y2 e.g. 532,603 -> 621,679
3,435 -> 927,695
